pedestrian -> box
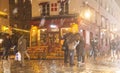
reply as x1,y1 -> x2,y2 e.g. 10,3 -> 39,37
110,39 -> 117,61
62,37 -> 69,64
90,37 -> 98,61
76,35 -> 85,64
11,32 -> 19,54
2,33 -> 12,60
66,33 -> 80,66
17,34 -> 30,66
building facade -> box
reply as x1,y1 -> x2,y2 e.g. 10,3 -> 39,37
0,0 -> 32,33
31,0 -> 120,52
9,0 -> 32,29
0,0 -> 9,32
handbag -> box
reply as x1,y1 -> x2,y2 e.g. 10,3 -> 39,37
15,51 -> 21,61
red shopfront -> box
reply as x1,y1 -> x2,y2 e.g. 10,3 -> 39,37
30,15 -> 79,53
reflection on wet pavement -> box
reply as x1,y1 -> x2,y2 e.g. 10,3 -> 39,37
9,59 -> 120,73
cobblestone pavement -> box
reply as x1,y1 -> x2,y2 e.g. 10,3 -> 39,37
0,57 -> 120,73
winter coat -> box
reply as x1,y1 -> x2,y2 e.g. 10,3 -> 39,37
62,39 -> 68,51
76,36 -> 85,56
110,41 -> 116,50
17,36 -> 27,52
2,37 -> 12,49
68,40 -> 79,51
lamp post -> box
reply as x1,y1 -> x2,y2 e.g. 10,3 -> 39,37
80,5 -> 92,21
83,8 -> 92,20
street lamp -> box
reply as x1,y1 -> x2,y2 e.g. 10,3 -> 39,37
83,8 -> 92,20
1,25 -> 12,35
80,4 -> 92,21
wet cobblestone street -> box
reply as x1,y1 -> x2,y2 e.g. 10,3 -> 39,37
0,58 -> 119,73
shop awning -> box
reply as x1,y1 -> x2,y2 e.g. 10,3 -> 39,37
30,14 -> 79,28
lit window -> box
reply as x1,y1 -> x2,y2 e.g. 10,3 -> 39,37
59,1 -> 69,15
39,2 -> 50,16
51,3 -> 57,11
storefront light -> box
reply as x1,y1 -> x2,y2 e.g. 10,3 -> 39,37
41,29 -> 46,32
65,28 -> 69,30
0,39 -> 3,43
2,26 -> 9,31
50,24 -> 58,28
80,29 -> 83,32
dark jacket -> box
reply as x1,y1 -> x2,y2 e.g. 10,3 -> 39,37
110,40 -> 116,50
18,36 -> 27,52
2,37 -> 12,49
62,39 -> 68,51
76,36 -> 85,56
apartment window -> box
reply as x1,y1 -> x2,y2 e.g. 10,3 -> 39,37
59,1 -> 69,15
51,3 -> 57,11
65,2 -> 69,14
39,2 -> 50,16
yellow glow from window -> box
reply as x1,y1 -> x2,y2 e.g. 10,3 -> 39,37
70,23 -> 78,33
2,26 -> 9,31
0,11 -> 7,16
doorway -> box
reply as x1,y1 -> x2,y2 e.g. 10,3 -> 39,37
48,32 -> 60,52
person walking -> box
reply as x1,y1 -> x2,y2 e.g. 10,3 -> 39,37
11,32 -> 19,54
90,37 -> 98,61
2,34 -> 12,60
62,38 -> 69,64
110,39 -> 117,61
66,33 -> 80,66
62,33 -> 73,64
76,35 -> 85,64
17,34 -> 30,66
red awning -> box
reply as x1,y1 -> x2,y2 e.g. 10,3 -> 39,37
30,17 -> 78,28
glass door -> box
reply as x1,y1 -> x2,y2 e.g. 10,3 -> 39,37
48,32 -> 60,52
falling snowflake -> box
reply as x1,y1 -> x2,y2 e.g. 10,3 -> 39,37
13,8 -> 18,14
3,9 -> 7,12
39,17 -> 45,27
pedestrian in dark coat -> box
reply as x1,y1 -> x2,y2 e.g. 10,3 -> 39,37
17,35 -> 30,66
90,38 -> 98,60
66,33 -> 80,66
62,32 -> 73,64
62,38 -> 69,63
2,34 -> 12,60
76,35 -> 85,64
110,40 -> 117,60
11,33 -> 19,54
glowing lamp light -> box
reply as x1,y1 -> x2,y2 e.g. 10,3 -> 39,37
0,11 -> 7,16
50,24 -> 57,28
2,26 -> 9,31
31,26 -> 38,36
84,9 -> 91,20
0,39 -> 3,43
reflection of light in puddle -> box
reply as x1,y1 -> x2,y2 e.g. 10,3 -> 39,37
115,71 -> 120,73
